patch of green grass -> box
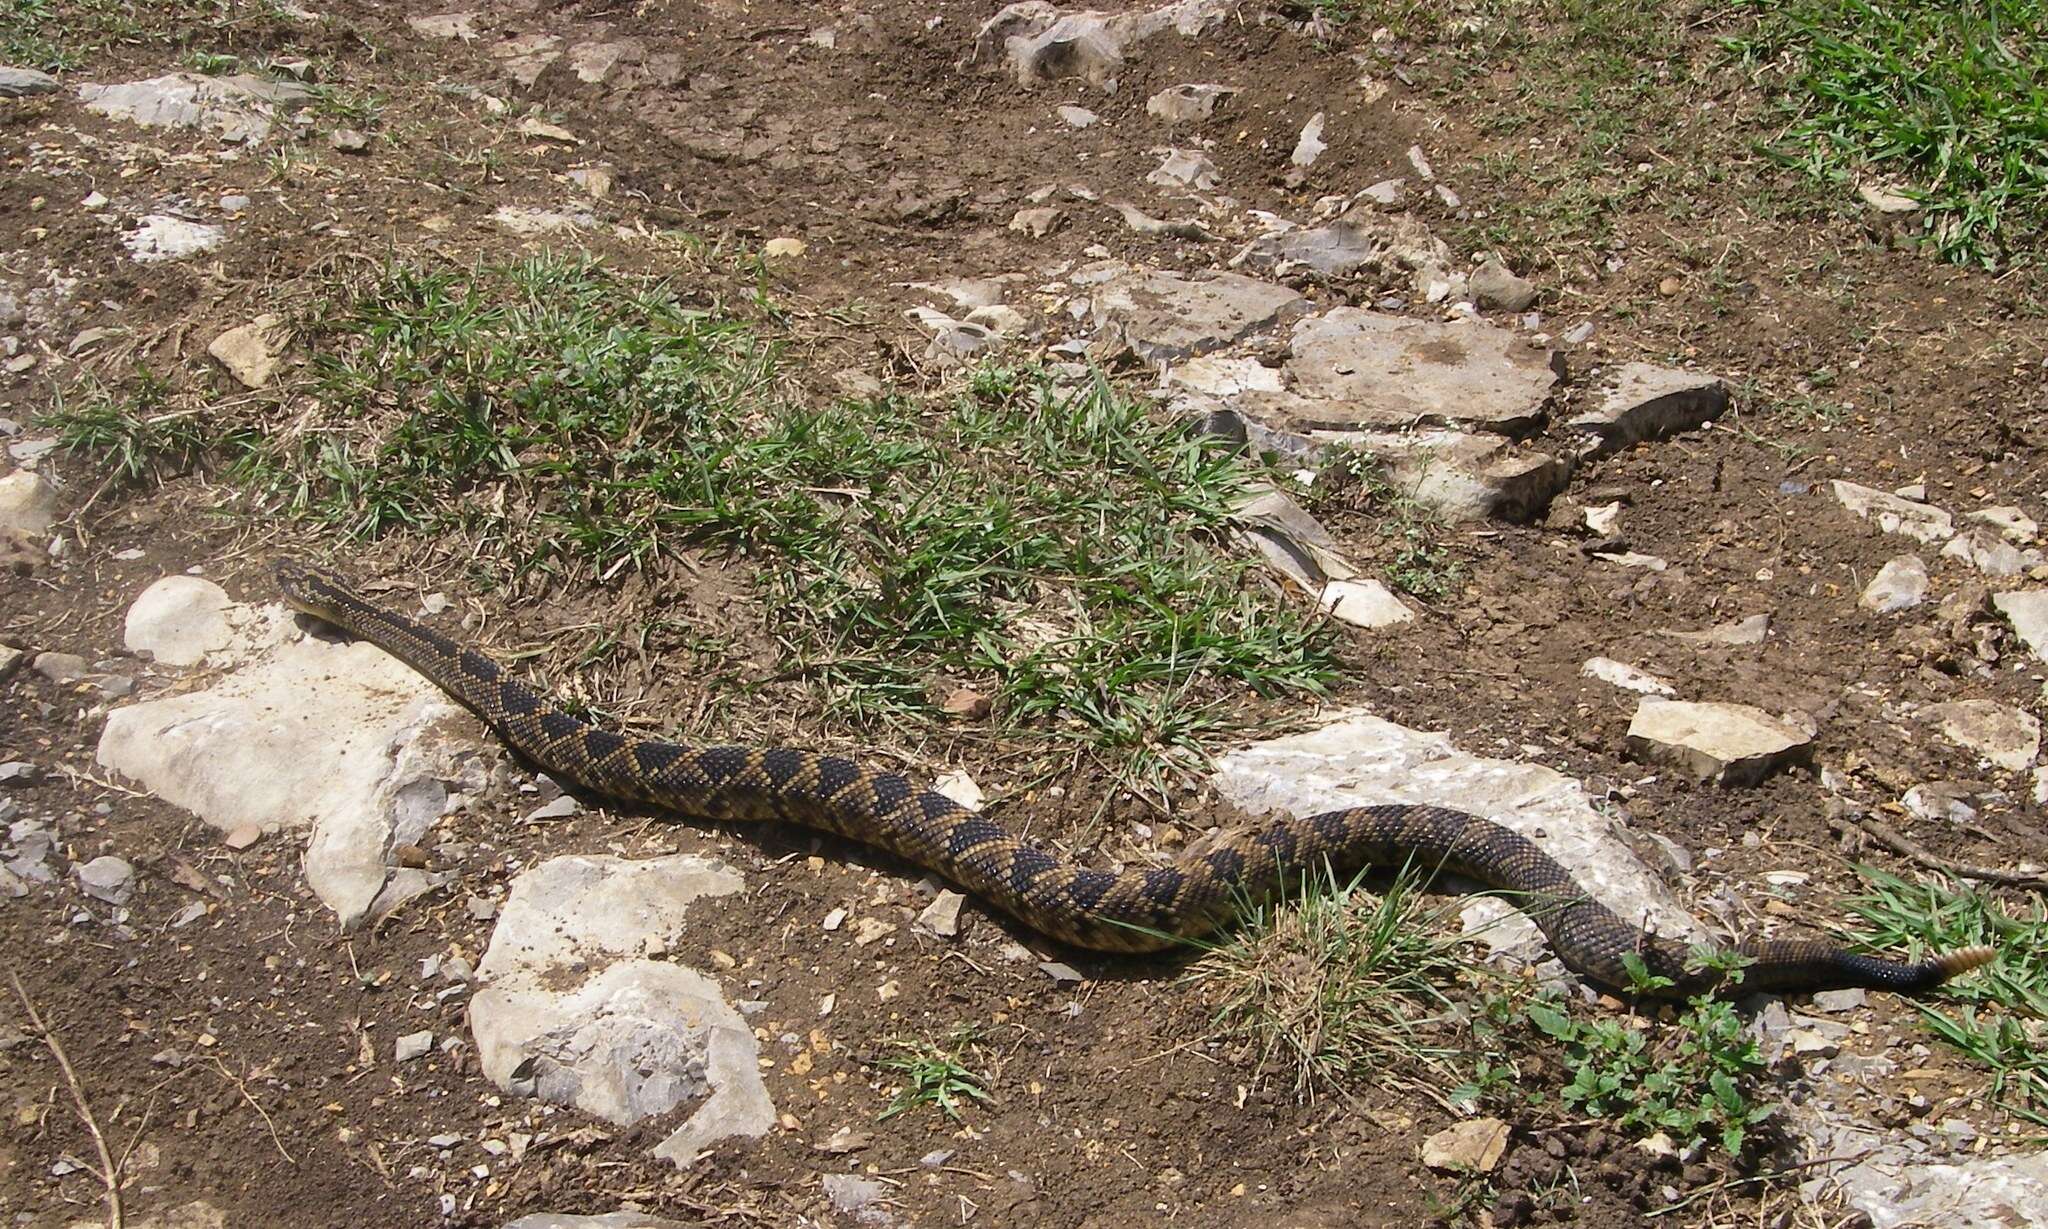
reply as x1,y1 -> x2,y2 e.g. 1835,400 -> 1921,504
1506,957 -> 1775,1156
1193,864 -> 1482,1096
43,371 -> 219,482
63,255 -> 1332,789
1,0 -> 297,70
874,1026 -> 993,1121
1846,866 -> 2048,1124
2,0 -> 87,69
1300,445 -> 1466,601
1728,0 -> 2048,267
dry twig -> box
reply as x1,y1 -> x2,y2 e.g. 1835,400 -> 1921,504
7,970 -> 124,1229
1830,812 -> 2048,892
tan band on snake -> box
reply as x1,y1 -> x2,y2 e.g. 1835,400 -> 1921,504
277,560 -> 1993,1000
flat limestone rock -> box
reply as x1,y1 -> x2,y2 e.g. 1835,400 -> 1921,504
1859,555 -> 1928,614
79,72 -> 312,143
1091,268 -> 1307,362
1831,480 -> 1954,544
0,470 -> 58,535
1569,363 -> 1727,455
1924,700 -> 2040,773
1995,590 -> 2048,663
469,855 -> 771,1168
1625,699 -> 1813,787
97,616 -> 489,925
1789,1098 -> 2048,1229
122,575 -> 289,667
1279,308 -> 1561,436
969,0 -> 1235,87
1213,710 -> 1704,971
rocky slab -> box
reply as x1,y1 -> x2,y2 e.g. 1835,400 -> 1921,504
1212,710 -> 1704,972
1831,480 -> 1954,544
1859,555 -> 1928,614
1625,699 -> 1813,787
79,72 -> 312,144
1923,700 -> 2040,773
1091,268 -> 1307,363
468,854 -> 773,1168
1569,363 -> 1727,456
1995,590 -> 2048,663
1276,308 -> 1561,436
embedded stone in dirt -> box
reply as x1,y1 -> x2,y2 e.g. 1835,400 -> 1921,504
78,73 -> 312,143
1240,210 -> 1451,288
121,576 -> 286,667
1420,1118 -> 1510,1173
1280,308 -> 1562,436
1580,657 -> 1675,696
206,315 -> 288,388
97,610 -> 489,925
1318,578 -> 1413,629
75,855 -> 135,904
1994,590 -> 2048,662
916,889 -> 966,937
1859,555 -> 1928,613
1967,505 -> 2039,543
406,12 -> 478,40
1213,710 -> 1705,970
1090,268 -> 1307,363
467,854 -> 772,1168
1942,527 -> 2041,577
1148,148 -> 1219,190
1325,428 -> 1568,524
0,67 -> 61,97
1831,479 -> 1954,544
1624,699 -> 1813,787
1469,259 -> 1536,312
1568,362 -> 1727,456
1146,82 -> 1236,122
1662,612 -> 1770,647
0,470 -> 58,535
1789,1098 -> 2048,1229
124,216 -> 226,264
969,0 -> 1236,88
1922,700 -> 2040,773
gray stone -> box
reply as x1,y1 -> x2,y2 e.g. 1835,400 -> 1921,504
98,618 -> 478,926
124,576 -> 251,666
1147,148 -> 1218,190
0,471 -> 58,535
33,651 -> 87,683
522,795 -> 582,822
1146,82 -> 1235,122
565,39 -> 641,84
1968,506 -> 2039,544
915,890 -> 965,937
1923,700 -> 2039,773
329,127 -> 369,153
1279,309 -> 1562,436
1663,613 -> 1770,647
406,12 -> 478,39
1470,259 -> 1537,312
1580,657 -> 1675,696
124,216 -> 225,264
1091,268 -> 1307,363
0,762 -> 38,785
396,1030 -> 433,1063
1789,1097 -> 2048,1229
1318,578 -> 1413,629
1008,206 -> 1064,237
1239,210 -> 1450,287
1569,363 -> 1727,456
492,33 -> 563,86
1832,480 -> 1953,544
1625,699 -> 1813,787
1902,782 -> 1976,824
1995,590 -> 2048,663
822,1174 -> 894,1226
79,73 -> 312,143
970,0 -> 1235,88
468,854 -> 772,1168
0,67 -> 61,97
1055,104 -> 1098,128
0,645 -> 20,682
1860,555 -> 1928,613
75,855 -> 134,904
1213,711 -> 1705,971
1942,527 -> 2040,577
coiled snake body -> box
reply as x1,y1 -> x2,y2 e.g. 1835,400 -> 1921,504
277,561 -> 1992,999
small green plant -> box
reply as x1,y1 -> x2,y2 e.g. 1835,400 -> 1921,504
1847,866 -> 2047,1123
184,49 -> 239,74
1518,956 -> 1773,1155
874,1026 -> 993,1121
1195,864 -> 1481,1096
42,372 -> 218,482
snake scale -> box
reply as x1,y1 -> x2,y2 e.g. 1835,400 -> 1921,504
277,560 -> 1993,1000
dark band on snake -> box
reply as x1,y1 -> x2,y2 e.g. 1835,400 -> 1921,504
275,559 -> 1994,1000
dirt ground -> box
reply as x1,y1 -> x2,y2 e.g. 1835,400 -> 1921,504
3,1 -> 2046,1227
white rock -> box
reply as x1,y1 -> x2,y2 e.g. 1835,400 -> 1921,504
97,627 -> 482,925
123,576 -> 243,666
932,770 -> 984,811
1994,590 -> 2048,663
468,854 -> 771,1168
1280,308 -> 1561,435
206,315 -> 287,388
75,855 -> 135,904
492,205 -> 594,236
0,470 -> 58,535
125,216 -> 226,264
1625,699 -> 1812,787
1213,711 -> 1704,970
406,11 -> 478,39
1056,104 -> 1098,127
1663,613 -> 1771,647
1569,363 -> 1726,455
1923,700 -> 2040,773
1859,556 -> 1929,613
1420,1118 -> 1510,1173
1145,82 -> 1235,122
1967,506 -> 2038,544
396,1030 -> 434,1063
1148,148 -> 1219,191
1942,528 -> 2038,577
1789,1097 -> 2048,1229
79,72 -> 311,143
1831,480 -> 1953,544
969,0 -> 1236,87
1901,782 -> 1976,824
915,890 -> 966,938
1580,657 -> 1675,696
1318,578 -> 1413,629
1290,111 -> 1326,168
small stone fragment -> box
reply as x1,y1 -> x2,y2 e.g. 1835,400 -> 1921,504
1993,590 -> 2048,663
329,127 -> 369,153
816,1126 -> 871,1154
1421,1118 -> 1510,1173
521,795 -> 582,823
1290,112 -> 1327,168
76,855 -> 136,904
0,471 -> 59,535
224,824 -> 263,850
1625,699 -> 1812,787
0,68 -> 62,98
1470,259 -> 1536,312
1570,364 -> 1727,456
206,315 -> 287,389
943,688 -> 991,719
396,1030 -> 434,1063
1580,657 -> 1675,696
1967,506 -> 2038,544
1055,104 -> 1098,128
1146,83 -> 1235,123
1008,206 -> 1064,237
1860,555 -> 1929,613
33,651 -> 88,683
1318,579 -> 1413,629
1832,480 -> 1953,544
762,237 -> 807,260
1038,961 -> 1084,986
852,916 -> 896,946
1942,528 -> 2037,577
1902,782 -> 1976,824
915,890 -> 965,938
1663,613 -> 1770,647
1811,988 -> 1867,1013
1923,700 -> 2040,773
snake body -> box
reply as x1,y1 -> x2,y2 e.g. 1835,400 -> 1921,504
277,561 -> 1992,999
